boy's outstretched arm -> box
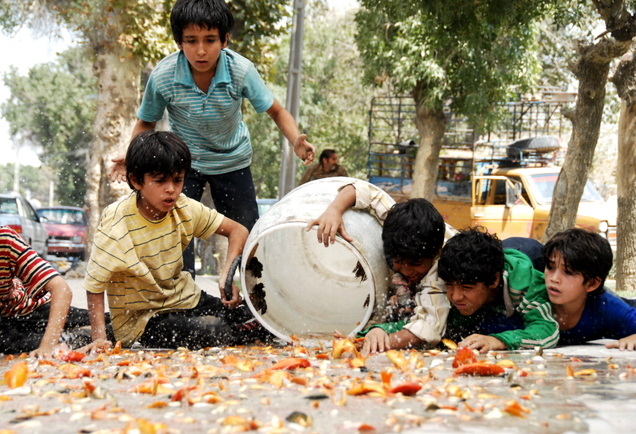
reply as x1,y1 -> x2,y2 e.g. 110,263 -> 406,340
79,291 -> 112,353
215,217 -> 249,308
30,276 -> 73,358
361,328 -> 423,356
606,334 -> 636,351
306,184 -> 356,246
108,119 -> 157,183
266,100 -> 316,165
458,334 -> 506,353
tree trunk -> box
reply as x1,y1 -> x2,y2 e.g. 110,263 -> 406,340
85,47 -> 141,252
410,85 -> 446,200
543,37 -> 630,242
611,49 -> 636,292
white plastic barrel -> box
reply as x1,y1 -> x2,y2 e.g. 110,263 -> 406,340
241,178 -> 391,343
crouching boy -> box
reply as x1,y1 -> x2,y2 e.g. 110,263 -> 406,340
84,131 -> 264,351
543,228 -> 636,350
439,227 -> 559,353
0,227 -> 91,357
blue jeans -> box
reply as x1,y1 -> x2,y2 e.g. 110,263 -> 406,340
182,167 -> 259,278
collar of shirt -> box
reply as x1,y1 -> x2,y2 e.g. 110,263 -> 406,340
173,49 -> 231,91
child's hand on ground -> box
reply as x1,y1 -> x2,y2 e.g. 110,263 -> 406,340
458,334 -> 506,353
30,343 -> 56,359
108,155 -> 127,183
77,338 -> 113,354
306,207 -> 352,246
360,328 -> 391,356
293,134 -> 316,165
606,334 -> 636,351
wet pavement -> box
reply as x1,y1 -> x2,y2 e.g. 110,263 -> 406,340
0,278 -> 635,433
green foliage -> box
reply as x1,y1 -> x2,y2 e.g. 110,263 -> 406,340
1,47 -> 97,207
0,163 -> 52,204
355,0 -> 556,129
228,0 -> 292,79
248,2 -> 375,197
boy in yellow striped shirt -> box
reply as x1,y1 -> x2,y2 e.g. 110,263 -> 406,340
83,131 -> 264,351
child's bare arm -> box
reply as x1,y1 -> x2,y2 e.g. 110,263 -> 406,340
215,217 -> 249,307
79,291 -> 112,353
30,276 -> 72,358
266,100 -> 316,165
361,328 -> 423,356
108,119 -> 156,182
306,184 -> 356,246
606,334 -> 636,351
458,334 -> 506,353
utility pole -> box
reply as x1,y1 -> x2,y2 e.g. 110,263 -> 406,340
278,0 -> 305,197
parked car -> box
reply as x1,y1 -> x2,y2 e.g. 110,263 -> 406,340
0,193 -> 48,257
35,206 -> 88,261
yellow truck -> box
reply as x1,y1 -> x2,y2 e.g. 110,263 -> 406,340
432,155 -> 616,246
370,138 -> 617,247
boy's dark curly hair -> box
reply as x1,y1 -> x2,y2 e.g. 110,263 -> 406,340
381,198 -> 445,264
542,228 -> 612,295
125,130 -> 191,190
438,227 -> 504,287
171,0 -> 234,45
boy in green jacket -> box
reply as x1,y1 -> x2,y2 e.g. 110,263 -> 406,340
439,227 -> 559,352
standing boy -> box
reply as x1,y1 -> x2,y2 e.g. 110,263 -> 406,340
84,131 -> 263,351
0,227 -> 90,356
308,180 -> 454,355
110,0 -> 316,277
439,227 -> 559,353
543,228 -> 636,350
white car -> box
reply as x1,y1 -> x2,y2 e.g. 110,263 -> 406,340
0,193 -> 48,257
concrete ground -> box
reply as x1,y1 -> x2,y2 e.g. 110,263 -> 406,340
1,276 -> 636,433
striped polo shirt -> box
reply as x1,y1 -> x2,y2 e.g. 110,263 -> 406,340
137,48 -> 275,175
83,193 -> 223,346
0,227 -> 58,317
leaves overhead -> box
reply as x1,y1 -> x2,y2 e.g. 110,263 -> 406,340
355,0 -> 557,129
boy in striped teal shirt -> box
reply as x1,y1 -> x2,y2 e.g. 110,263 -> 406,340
110,0 -> 315,277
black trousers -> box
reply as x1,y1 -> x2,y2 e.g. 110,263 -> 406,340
0,304 -> 92,354
138,291 -> 254,349
182,167 -> 260,279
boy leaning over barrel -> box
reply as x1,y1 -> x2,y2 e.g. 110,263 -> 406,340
308,180 -> 455,356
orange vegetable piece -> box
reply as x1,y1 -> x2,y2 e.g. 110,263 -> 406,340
59,351 -> 86,363
346,379 -> 386,396
58,363 -> 92,379
453,362 -> 505,377
332,339 -> 361,359
385,350 -> 409,371
171,385 -> 197,402
269,357 -> 310,370
452,347 -> 477,368
503,399 -> 531,418
566,364 -> 574,377
4,361 -> 28,389
348,357 -> 366,369
389,381 -> 422,396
